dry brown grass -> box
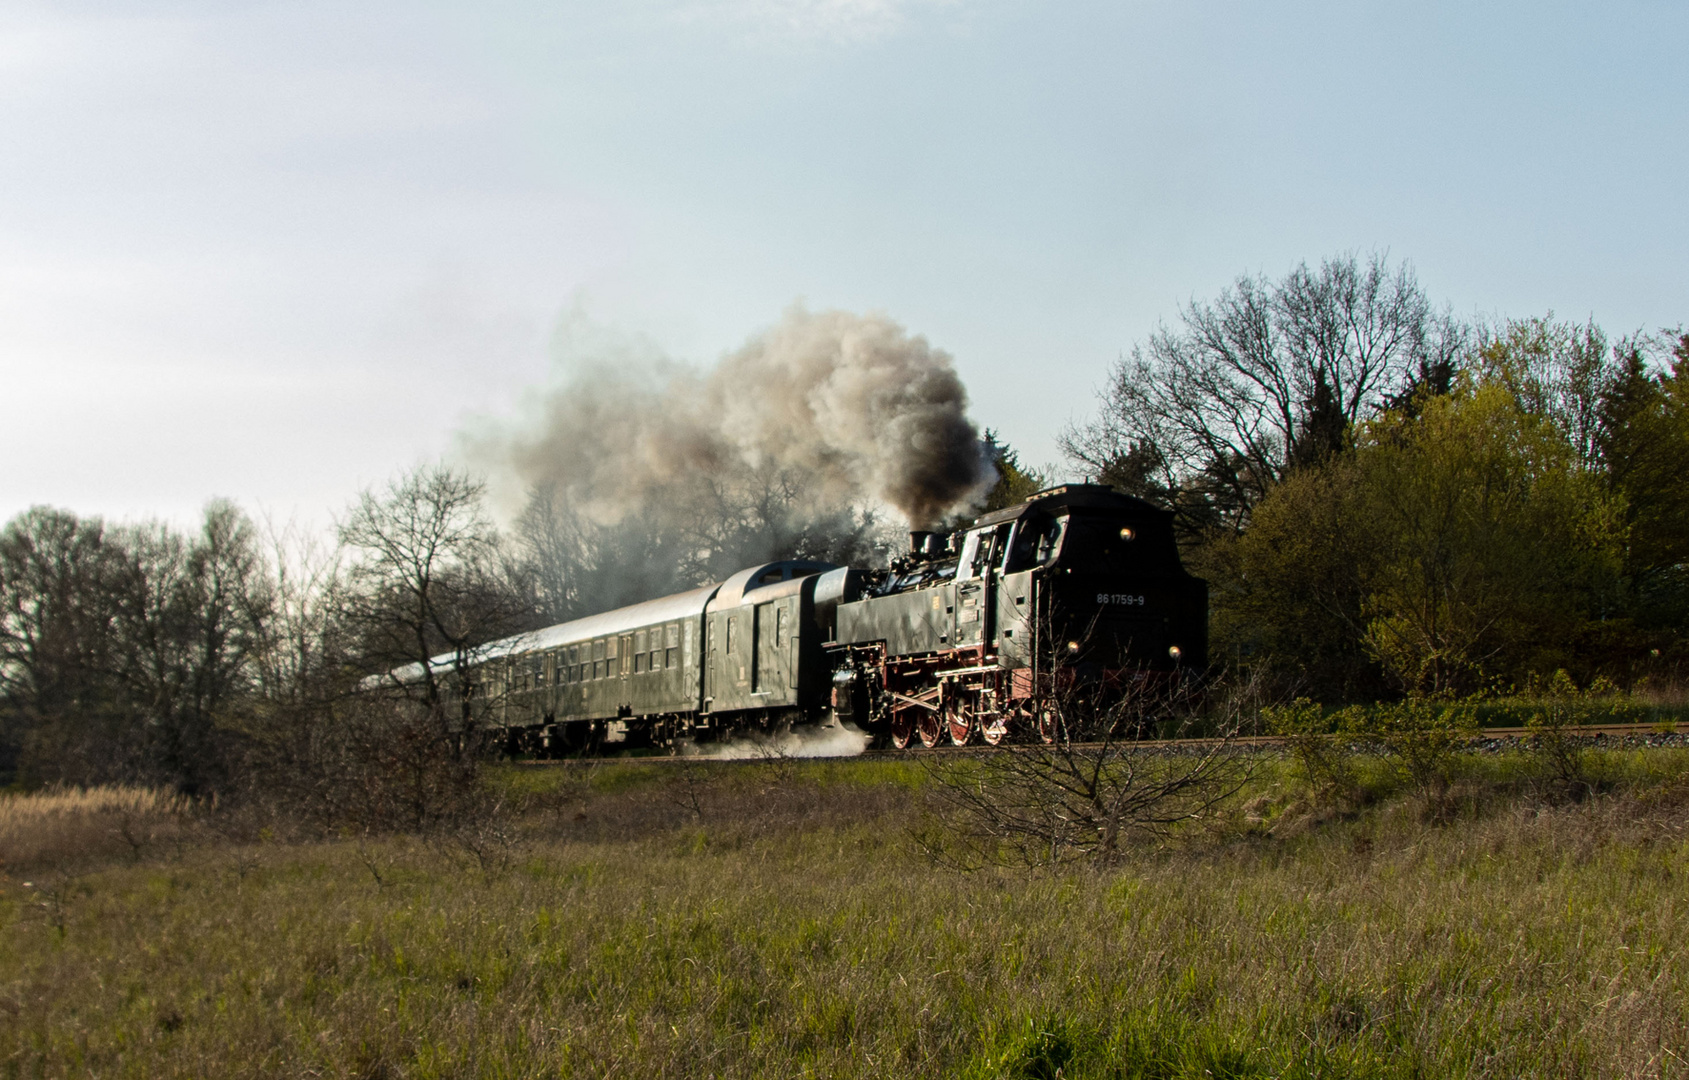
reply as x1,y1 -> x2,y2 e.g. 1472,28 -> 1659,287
0,786 -> 192,873
2,754 -> 1689,1077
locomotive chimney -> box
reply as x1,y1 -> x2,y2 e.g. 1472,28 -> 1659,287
909,530 -> 931,556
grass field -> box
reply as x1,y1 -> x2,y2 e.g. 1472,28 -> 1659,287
3,750 -> 1689,1078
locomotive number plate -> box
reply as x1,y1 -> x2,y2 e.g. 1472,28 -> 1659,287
1098,593 -> 1147,606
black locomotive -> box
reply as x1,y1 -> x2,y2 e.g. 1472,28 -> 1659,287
432,485 -> 1206,752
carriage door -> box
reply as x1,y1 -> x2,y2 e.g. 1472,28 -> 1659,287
704,618 -> 717,711
751,604 -> 769,694
727,615 -> 748,691
753,602 -> 788,696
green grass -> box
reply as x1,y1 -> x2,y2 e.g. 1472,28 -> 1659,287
4,753 -> 1689,1077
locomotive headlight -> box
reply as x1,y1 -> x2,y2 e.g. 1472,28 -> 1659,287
1168,645 -> 1183,661
1066,640 -> 1081,653
1119,527 -> 1136,542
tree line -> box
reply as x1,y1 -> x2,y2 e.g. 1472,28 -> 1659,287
1063,252 -> 1689,701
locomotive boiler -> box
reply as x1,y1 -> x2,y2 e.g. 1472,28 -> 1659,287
396,485 -> 1207,752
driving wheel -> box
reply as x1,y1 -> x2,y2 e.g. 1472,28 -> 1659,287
917,708 -> 945,748
890,708 -> 915,749
945,695 -> 974,746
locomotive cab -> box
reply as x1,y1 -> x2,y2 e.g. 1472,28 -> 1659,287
1015,489 -> 1205,672
946,484 -> 1207,673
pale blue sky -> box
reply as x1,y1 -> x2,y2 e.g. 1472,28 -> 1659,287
2,0 -> 1684,526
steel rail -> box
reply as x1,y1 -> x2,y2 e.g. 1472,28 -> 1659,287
502,721 -> 1685,765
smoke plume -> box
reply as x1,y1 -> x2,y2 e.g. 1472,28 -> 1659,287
485,306 -> 994,618
510,305 -> 991,528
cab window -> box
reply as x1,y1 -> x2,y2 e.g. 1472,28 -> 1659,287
955,530 -> 982,580
1005,514 -> 1064,572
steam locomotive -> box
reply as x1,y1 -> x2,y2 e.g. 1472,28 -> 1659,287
432,485 -> 1206,752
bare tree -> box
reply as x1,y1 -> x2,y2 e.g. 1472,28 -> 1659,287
340,465 -> 530,737
513,461 -> 884,622
920,672 -> 1259,869
514,486 -> 698,623
233,517 -> 361,818
250,516 -> 350,711
1477,316 -> 1616,468
1063,252 -> 1465,536
112,501 -> 272,793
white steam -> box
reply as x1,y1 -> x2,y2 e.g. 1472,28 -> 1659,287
678,722 -> 871,760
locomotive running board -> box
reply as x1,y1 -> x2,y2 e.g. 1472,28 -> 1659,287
935,663 -> 1002,679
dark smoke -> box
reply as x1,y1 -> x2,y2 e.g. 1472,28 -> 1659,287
480,306 -> 994,619
705,307 -> 995,529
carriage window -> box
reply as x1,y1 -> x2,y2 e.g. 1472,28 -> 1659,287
665,646 -> 678,669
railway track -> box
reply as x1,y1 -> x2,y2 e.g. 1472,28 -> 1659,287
860,721 -> 1684,756
505,721 -> 1685,765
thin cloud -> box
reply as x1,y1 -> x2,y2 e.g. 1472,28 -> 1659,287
673,0 -> 965,45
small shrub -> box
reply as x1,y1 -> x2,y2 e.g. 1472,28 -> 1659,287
1357,697 -> 1477,814
1523,670 -> 1646,800
1262,698 -> 1360,807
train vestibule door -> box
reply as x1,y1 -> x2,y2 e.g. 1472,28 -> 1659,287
752,603 -> 770,694
752,601 -> 789,698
